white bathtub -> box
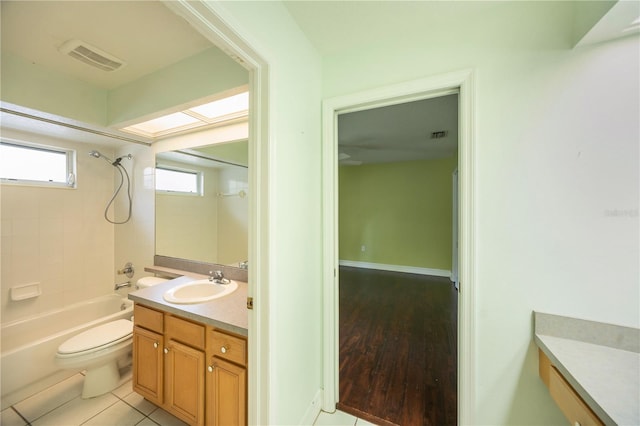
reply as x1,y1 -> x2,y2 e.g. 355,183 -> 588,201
1,294 -> 133,408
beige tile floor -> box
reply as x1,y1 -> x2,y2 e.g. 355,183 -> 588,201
1,372 -> 376,426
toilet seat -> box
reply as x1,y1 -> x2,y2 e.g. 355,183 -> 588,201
57,319 -> 133,357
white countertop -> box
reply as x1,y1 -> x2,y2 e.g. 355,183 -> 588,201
534,312 -> 640,426
128,274 -> 248,336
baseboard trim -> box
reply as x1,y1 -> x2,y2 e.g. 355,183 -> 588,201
299,388 -> 323,425
339,260 -> 451,278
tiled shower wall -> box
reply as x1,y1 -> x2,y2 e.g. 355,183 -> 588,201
1,130 -> 116,324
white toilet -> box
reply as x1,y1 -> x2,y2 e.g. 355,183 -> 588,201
56,276 -> 168,398
136,276 -> 168,289
55,319 -> 133,398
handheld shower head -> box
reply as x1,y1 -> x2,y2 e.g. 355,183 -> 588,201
89,149 -> 133,224
89,150 -> 114,164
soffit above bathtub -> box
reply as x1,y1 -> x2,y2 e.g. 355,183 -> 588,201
0,1 -> 249,145
0,1 -> 213,90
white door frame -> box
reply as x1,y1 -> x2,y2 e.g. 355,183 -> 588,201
163,2 -> 271,424
321,69 -> 477,424
452,167 -> 460,290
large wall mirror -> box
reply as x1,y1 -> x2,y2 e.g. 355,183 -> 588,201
155,140 -> 248,268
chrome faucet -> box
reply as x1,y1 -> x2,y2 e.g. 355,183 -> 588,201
209,270 -> 230,284
114,281 -> 131,290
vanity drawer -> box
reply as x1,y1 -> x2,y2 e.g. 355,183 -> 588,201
165,315 -> 205,349
209,329 -> 247,366
539,350 -> 603,426
134,304 -> 163,333
549,366 -> 603,426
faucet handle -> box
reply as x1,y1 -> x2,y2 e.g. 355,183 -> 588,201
209,270 -> 224,282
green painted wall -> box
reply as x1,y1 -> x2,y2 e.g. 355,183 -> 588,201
339,156 -> 457,270
324,5 -> 639,424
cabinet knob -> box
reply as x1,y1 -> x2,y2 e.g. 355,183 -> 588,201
207,365 -> 214,373
153,342 -> 158,349
164,348 -> 169,354
220,345 -> 228,354
574,422 -> 581,426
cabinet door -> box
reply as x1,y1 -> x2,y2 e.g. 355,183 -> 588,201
166,339 -> 205,426
207,357 -> 247,426
133,326 -> 163,405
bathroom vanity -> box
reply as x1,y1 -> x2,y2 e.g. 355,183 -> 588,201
128,273 -> 248,426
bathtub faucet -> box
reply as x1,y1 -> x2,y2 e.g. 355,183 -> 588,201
114,281 -> 131,290
117,262 -> 134,278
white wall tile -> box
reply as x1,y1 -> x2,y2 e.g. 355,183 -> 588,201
1,407 -> 27,426
0,136 -> 121,323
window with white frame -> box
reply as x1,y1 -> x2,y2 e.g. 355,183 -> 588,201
0,140 -> 76,188
155,166 -> 203,195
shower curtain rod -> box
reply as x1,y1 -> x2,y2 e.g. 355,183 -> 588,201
0,107 -> 152,146
175,149 -> 248,169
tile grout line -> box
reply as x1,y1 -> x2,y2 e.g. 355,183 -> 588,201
113,386 -> 161,425
78,396 -> 122,426
10,406 -> 32,426
11,373 -> 87,424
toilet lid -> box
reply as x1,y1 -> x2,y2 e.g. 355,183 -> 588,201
58,319 -> 133,355
137,277 -> 168,288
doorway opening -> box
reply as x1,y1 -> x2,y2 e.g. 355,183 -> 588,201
165,2 -> 271,424
335,93 -> 459,425
322,70 -> 476,424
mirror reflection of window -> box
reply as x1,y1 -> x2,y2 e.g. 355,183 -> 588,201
155,141 -> 248,267
156,167 -> 202,195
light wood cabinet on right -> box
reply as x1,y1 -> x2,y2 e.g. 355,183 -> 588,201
206,329 -> 247,425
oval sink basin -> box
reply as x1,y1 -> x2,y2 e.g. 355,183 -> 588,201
163,279 -> 238,304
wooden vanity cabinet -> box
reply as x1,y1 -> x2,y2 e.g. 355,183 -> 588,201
133,305 -> 164,405
164,315 -> 206,425
539,349 -> 604,426
132,303 -> 247,426
206,329 -> 248,426
133,304 -> 206,426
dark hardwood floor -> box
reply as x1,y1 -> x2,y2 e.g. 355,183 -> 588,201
337,266 -> 457,426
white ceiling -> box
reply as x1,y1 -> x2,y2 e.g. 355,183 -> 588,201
2,1 -> 636,163
338,94 -> 458,165
0,0 -> 461,163
0,1 -> 213,90
283,1 -> 569,55
283,1 -> 638,56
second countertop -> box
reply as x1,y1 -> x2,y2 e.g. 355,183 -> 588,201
534,312 -> 640,425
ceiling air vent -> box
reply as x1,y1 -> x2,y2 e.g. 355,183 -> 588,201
58,39 -> 125,72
